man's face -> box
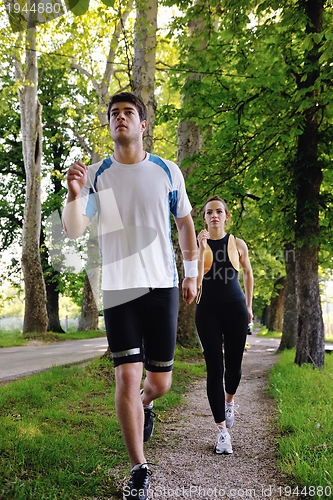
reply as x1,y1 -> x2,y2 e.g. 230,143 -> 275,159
109,101 -> 147,145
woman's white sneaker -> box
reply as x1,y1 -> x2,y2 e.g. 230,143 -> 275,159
214,429 -> 233,455
225,403 -> 239,428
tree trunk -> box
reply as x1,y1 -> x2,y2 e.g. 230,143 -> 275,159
46,271 -> 65,333
15,28 -> 48,335
131,0 -> 158,153
267,277 -> 286,332
294,0 -> 324,367
176,5 -> 208,346
261,306 -> 269,328
78,272 -> 99,331
40,227 -> 65,333
176,118 -> 201,345
265,277 -> 285,332
78,215 -> 100,331
278,245 -> 297,351
294,245 -> 324,367
174,241 -> 198,347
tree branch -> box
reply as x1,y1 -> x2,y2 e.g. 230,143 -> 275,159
71,60 -> 101,94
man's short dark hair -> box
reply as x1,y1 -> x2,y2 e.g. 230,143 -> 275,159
107,92 -> 148,123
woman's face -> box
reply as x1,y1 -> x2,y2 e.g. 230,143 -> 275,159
204,200 -> 229,229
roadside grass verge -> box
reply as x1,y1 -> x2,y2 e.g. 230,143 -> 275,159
0,329 -> 106,348
269,349 -> 333,498
0,346 -> 205,500
256,326 -> 282,339
257,326 -> 333,344
0,329 -> 27,347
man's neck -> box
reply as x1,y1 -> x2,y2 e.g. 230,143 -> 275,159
113,144 -> 147,165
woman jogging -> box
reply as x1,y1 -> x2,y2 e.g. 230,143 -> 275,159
195,195 -> 253,455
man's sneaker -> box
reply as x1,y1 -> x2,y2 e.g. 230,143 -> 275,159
214,429 -> 233,455
123,464 -> 151,500
141,389 -> 155,442
143,406 -> 155,442
225,402 -> 239,428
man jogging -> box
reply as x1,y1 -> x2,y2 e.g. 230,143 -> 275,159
62,92 -> 197,500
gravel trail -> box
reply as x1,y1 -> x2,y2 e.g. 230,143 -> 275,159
142,337 -> 291,500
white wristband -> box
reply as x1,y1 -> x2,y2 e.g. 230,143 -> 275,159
183,260 -> 198,278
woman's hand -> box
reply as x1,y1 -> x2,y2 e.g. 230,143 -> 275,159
197,229 -> 210,250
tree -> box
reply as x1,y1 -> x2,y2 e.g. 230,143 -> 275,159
14,29 -> 48,334
68,0 -> 134,330
262,277 -> 285,332
132,0 -> 158,152
170,0 -> 333,366
278,245 -> 297,351
39,56 -> 81,333
173,0 -> 215,346
293,0 -> 326,367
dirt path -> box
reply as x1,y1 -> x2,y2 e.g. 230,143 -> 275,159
140,336 -> 291,500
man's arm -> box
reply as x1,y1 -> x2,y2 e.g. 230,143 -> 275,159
174,213 -> 198,304
62,161 -> 90,239
196,229 -> 210,289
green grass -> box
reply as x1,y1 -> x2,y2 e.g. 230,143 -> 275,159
257,325 -> 333,344
2,328 -> 333,499
0,347 -> 206,499
0,329 -> 28,347
269,349 -> 333,498
257,326 -> 282,339
0,329 -> 106,348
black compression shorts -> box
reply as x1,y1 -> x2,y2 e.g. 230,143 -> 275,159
103,287 -> 179,372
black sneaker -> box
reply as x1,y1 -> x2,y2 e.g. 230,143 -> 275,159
123,464 -> 151,500
143,407 -> 155,442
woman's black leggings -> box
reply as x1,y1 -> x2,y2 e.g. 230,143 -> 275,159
195,299 -> 248,423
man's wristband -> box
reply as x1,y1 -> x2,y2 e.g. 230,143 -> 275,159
183,260 -> 198,278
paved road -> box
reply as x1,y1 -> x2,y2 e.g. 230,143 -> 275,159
0,333 -> 331,383
0,337 -> 108,382
0,334 -> 276,384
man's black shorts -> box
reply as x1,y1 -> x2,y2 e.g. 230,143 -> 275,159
103,287 -> 179,372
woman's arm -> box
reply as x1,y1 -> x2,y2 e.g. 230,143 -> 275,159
197,229 -> 210,289
237,238 -> 254,322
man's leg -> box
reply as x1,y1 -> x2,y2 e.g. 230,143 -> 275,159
141,371 -> 172,406
115,362 -> 146,468
141,370 -> 172,443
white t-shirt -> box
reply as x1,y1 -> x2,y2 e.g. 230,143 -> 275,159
80,153 -> 192,290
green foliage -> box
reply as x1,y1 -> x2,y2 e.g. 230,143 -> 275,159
169,0 -> 333,317
0,67 -> 25,259
0,287 -> 24,318
66,0 -> 91,16
100,0 -> 115,7
65,0 -> 115,16
269,349 -> 333,494
1,0 -> 333,326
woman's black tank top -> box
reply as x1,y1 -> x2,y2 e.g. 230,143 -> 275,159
199,234 -> 245,305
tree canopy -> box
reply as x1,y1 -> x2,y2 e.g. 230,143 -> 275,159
1,0 -> 332,365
